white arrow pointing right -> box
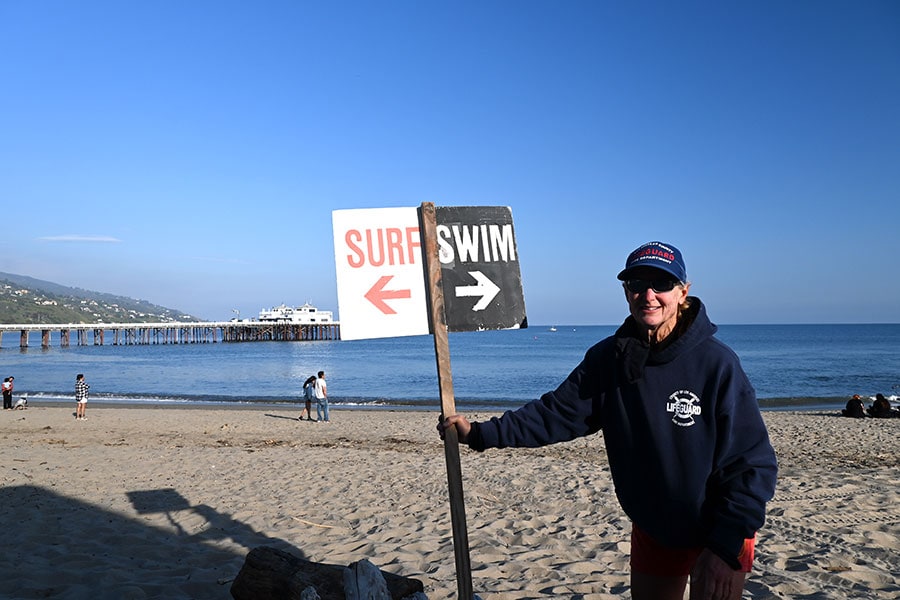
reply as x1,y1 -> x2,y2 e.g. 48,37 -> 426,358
455,271 -> 500,311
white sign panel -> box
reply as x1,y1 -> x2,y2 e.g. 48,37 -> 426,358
332,207 -> 429,340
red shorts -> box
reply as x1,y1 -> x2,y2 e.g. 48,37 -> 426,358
630,524 -> 755,577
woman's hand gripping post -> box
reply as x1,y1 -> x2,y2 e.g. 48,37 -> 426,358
437,414 -> 473,444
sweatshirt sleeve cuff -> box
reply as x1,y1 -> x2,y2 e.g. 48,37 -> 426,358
705,531 -> 745,570
467,422 -> 487,452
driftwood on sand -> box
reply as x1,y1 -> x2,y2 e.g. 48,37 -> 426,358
230,546 -> 426,600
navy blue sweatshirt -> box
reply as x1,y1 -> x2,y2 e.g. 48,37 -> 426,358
467,298 -> 777,568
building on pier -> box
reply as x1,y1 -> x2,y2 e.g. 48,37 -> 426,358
257,302 -> 334,324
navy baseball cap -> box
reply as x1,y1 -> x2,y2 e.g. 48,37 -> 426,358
617,241 -> 687,282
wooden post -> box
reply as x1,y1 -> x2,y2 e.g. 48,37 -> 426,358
418,202 -> 474,600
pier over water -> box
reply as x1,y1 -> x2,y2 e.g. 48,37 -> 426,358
0,321 -> 341,347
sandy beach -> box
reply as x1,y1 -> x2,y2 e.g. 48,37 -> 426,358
1,405 -> 898,599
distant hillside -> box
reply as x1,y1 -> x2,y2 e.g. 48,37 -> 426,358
0,272 -> 200,324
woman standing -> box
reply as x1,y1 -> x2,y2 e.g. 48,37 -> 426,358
440,241 -> 778,600
75,373 -> 90,420
300,375 -> 317,421
2,376 -> 13,410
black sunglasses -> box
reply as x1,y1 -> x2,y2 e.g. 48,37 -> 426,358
623,279 -> 680,294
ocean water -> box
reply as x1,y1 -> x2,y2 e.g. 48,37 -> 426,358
1,324 -> 898,412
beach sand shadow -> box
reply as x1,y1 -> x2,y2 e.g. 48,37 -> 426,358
0,485 -> 307,599
264,412 -> 308,421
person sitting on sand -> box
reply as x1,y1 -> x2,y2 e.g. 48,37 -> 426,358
842,394 -> 866,418
867,393 -> 896,418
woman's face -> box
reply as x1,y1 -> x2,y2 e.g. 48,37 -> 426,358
622,266 -> 690,341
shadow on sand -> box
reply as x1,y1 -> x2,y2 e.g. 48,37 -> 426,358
0,484 -> 306,599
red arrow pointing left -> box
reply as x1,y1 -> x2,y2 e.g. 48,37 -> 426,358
364,275 -> 411,314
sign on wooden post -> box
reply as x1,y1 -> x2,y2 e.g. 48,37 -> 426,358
332,203 -> 527,599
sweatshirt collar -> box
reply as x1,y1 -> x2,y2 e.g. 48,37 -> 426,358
614,297 -> 711,383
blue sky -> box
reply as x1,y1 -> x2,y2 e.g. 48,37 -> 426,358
1,1 -> 898,325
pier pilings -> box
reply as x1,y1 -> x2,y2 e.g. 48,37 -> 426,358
0,322 -> 341,348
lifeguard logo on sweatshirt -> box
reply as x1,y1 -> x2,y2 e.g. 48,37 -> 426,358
666,390 -> 702,427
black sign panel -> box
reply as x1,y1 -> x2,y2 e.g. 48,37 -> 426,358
434,206 -> 527,332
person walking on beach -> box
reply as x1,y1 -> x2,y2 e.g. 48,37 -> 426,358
2,376 -> 13,410
315,370 -> 329,422
300,375 -> 317,421
75,373 -> 90,420
439,241 -> 778,600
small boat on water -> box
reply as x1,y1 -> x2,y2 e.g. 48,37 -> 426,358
549,326 -> 557,332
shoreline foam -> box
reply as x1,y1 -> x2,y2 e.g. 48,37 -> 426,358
19,393 -> 897,414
